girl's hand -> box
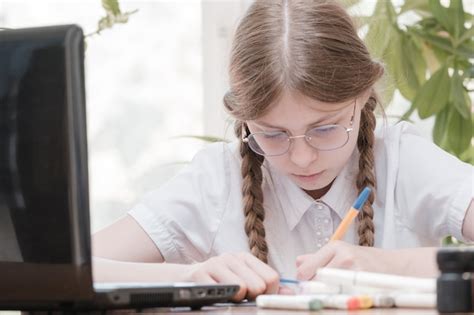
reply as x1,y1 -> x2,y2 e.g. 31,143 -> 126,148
185,252 -> 279,301
295,240 -> 390,280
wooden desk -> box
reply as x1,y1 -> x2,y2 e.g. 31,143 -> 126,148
111,304 -> 438,314
5,304 -> 439,314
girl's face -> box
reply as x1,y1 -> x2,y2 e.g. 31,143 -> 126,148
246,90 -> 366,199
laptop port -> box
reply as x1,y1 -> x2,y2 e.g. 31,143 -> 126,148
217,288 -> 225,296
207,288 -> 216,296
178,289 -> 191,299
195,289 -> 207,298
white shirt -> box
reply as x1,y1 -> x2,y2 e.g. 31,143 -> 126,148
129,122 -> 473,278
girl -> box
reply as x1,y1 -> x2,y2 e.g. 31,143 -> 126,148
93,0 -> 473,301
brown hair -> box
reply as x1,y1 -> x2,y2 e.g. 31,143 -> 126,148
224,0 -> 384,262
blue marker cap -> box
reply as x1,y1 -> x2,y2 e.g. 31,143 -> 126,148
352,187 -> 371,210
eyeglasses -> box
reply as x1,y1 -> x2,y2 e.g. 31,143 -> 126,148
242,101 -> 356,157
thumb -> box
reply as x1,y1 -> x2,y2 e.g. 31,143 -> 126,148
295,245 -> 336,280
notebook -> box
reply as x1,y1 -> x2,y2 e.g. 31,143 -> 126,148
0,24 -> 238,311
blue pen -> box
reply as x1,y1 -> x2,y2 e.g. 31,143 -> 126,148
280,278 -> 300,285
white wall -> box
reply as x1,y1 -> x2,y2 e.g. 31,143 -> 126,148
1,0 -> 206,231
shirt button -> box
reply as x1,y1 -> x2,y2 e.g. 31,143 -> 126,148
316,243 -> 322,248
324,219 -> 329,224
316,231 -> 321,236
324,237 -> 329,242
316,204 -> 324,210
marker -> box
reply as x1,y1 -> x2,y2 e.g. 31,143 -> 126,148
256,295 -> 323,310
393,292 -> 436,308
356,294 -> 373,309
370,293 -> 395,308
316,268 -> 436,293
303,294 -> 371,310
297,281 -> 342,294
330,187 -> 371,241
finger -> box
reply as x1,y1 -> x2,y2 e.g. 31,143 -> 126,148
325,246 -> 358,270
225,255 -> 268,300
295,254 -> 314,267
296,244 -> 337,280
278,285 -> 297,295
208,264 -> 248,302
296,242 -> 340,270
192,271 -> 246,301
193,272 -> 217,284
240,253 -> 280,295
325,256 -> 355,270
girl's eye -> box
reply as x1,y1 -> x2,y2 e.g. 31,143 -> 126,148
263,131 -> 287,139
311,126 -> 337,135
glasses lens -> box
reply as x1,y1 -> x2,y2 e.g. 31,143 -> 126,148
306,125 -> 349,150
248,131 -> 289,156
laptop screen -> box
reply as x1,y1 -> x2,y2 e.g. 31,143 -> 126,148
0,25 -> 93,301
0,32 -> 74,264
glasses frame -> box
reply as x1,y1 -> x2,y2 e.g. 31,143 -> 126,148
242,100 -> 356,157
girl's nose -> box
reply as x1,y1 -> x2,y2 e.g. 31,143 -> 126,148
288,137 -> 318,168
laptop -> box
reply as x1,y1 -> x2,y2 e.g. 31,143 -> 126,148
0,25 -> 239,310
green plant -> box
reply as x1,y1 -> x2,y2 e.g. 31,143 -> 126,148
361,0 -> 473,163
86,0 -> 137,38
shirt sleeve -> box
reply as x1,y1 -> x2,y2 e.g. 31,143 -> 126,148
392,122 -> 473,242
128,142 -> 233,264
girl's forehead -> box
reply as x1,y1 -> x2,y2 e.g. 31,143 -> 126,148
254,91 -> 353,127
276,91 -> 351,112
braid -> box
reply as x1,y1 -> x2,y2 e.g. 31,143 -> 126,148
356,95 -> 377,247
235,122 -> 268,263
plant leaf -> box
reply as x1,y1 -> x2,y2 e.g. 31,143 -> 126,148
450,70 -> 470,119
406,35 -> 427,85
418,39 -> 440,73
449,0 -> 465,40
457,26 -> 474,45
429,0 -> 453,35
464,64 -> 474,79
446,107 -> 472,155
384,0 -> 397,24
102,0 -> 121,16
386,33 -> 421,100
430,43 -> 452,63
400,0 -> 430,15
409,27 -> 474,59
400,101 -> 417,122
409,27 -> 453,53
97,16 -> 114,31
432,107 -> 449,146
364,0 -> 396,59
340,0 -> 362,8
456,40 -> 474,59
378,74 -> 396,107
459,144 -> 474,164
398,35 -> 421,99
418,17 -> 442,32
353,15 -> 371,29
413,65 -> 450,118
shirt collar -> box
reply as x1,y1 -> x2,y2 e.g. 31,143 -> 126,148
265,150 -> 359,231
320,151 -> 359,221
